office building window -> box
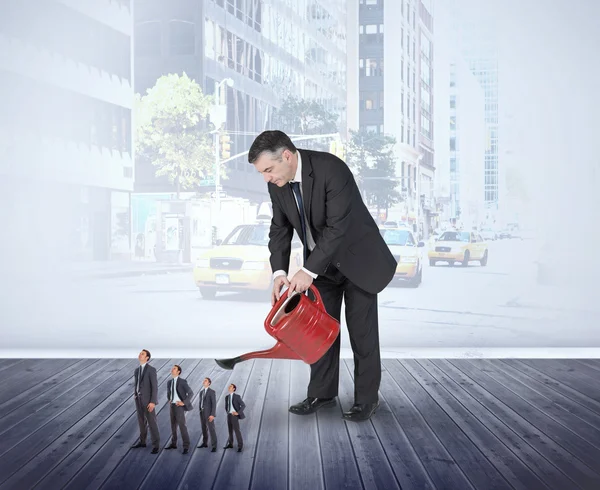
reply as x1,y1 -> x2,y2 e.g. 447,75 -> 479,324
169,20 -> 195,55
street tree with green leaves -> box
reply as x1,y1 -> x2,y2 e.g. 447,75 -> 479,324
346,129 -> 401,214
135,73 -> 217,198
271,96 -> 339,150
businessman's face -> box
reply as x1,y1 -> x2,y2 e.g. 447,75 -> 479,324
253,149 -> 296,187
171,366 -> 180,377
228,384 -> 235,393
138,351 -> 148,363
203,378 -> 210,388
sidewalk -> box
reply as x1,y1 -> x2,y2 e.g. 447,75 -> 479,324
65,259 -> 194,279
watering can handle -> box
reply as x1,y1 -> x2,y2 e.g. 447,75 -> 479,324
265,285 -> 325,331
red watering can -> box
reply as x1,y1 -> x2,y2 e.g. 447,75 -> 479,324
215,285 -> 340,370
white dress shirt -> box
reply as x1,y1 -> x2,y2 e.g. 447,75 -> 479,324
136,363 -> 147,392
171,376 -> 182,404
228,394 -> 236,414
273,150 -> 318,280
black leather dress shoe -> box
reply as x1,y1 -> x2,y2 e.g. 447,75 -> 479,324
182,448 -> 189,454
237,447 -> 243,453
131,442 -> 146,449
223,444 -> 233,449
165,444 -> 177,450
197,443 -> 208,448
151,448 -> 159,454
342,402 -> 379,422
289,397 -> 336,415
211,447 -> 217,452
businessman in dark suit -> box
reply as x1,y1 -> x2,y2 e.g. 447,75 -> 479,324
197,377 -> 218,452
223,384 -> 245,452
249,130 -> 396,422
131,349 -> 161,453
165,364 -> 194,454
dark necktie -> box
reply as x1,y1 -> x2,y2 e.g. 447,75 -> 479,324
137,366 -> 142,393
201,390 -> 205,409
290,181 -> 308,262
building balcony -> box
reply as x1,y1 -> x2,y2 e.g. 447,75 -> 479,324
55,0 -> 132,35
0,34 -> 132,109
0,130 -> 133,192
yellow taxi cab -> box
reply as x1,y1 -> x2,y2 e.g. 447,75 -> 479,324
428,230 -> 488,267
379,227 -> 425,287
193,223 -> 303,299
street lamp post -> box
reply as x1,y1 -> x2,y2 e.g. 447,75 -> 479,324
209,78 -> 234,232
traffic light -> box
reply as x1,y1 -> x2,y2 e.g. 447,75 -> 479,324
220,133 -> 231,160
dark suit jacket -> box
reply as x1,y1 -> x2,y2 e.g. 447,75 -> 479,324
199,387 -> 217,417
134,363 -> 158,406
268,149 -> 397,294
167,377 -> 194,411
224,393 -> 246,420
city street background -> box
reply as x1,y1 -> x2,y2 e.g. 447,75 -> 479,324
2,238 -> 597,357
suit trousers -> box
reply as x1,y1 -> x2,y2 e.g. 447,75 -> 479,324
135,395 -> 160,448
169,404 -> 190,449
227,413 -> 243,448
200,409 -> 217,448
306,264 -> 381,404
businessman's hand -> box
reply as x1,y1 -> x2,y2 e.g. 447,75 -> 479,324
176,401 -> 184,407
147,403 -> 156,412
288,269 -> 313,296
208,415 -> 215,422
232,411 -> 239,416
272,275 -> 290,306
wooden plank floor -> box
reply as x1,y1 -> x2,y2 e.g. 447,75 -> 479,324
0,359 -> 599,490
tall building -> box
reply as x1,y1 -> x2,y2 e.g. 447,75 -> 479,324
434,0 -> 486,227
447,0 -> 500,210
349,0 -> 435,235
0,0 -> 134,263
134,0 -> 347,202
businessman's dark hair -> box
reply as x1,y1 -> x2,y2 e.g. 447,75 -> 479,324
174,364 -> 182,374
230,383 -> 237,392
248,130 -> 297,164
142,349 -> 151,360
205,377 -> 212,385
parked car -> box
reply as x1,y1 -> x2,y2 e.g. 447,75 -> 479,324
480,228 -> 498,241
379,227 -> 425,287
428,230 -> 489,267
193,223 -> 303,299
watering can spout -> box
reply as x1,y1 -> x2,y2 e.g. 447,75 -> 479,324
215,342 -> 301,370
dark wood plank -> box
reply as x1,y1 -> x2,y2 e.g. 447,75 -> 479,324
0,359 -> 45,384
98,358 -> 202,490
0,359 -> 24,372
519,360 -> 600,403
489,360 -> 600,431
419,359 -> 574,490
344,360 -> 435,490
176,360 -> 254,490
0,359 -> 81,399
573,359 -> 600,373
33,359 -> 175,490
1,359 -> 171,490
0,359 -> 135,487
315,369 -> 363,490
287,361 -> 325,490
0,359 -> 113,433
556,359 -> 600,384
380,360 -> 474,490
211,359 -> 273,490
502,360 -> 600,417
338,361 -> 401,490
468,359 -> 600,448
137,359 -> 221,490
386,360 -> 512,490
404,359 -> 550,490
249,360 -> 291,490
444,359 -> 600,488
